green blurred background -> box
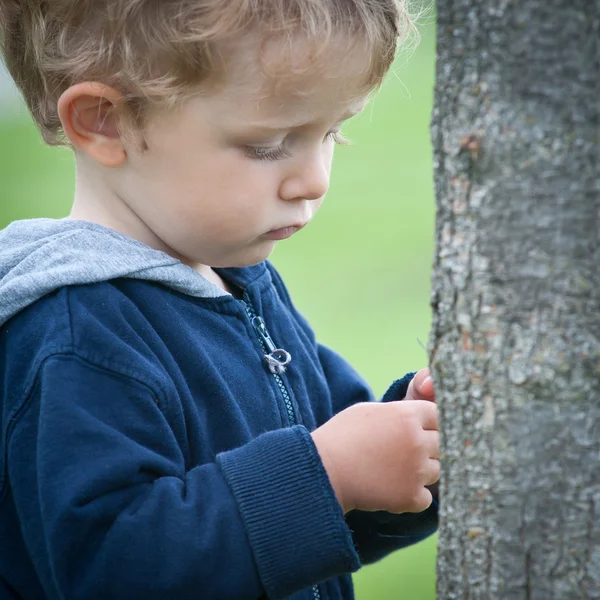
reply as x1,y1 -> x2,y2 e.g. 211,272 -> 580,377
0,18 -> 438,600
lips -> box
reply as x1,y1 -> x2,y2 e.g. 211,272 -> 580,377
264,223 -> 306,240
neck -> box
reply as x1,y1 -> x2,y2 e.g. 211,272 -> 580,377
70,155 -> 231,293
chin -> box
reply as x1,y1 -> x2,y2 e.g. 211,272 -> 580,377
212,242 -> 276,269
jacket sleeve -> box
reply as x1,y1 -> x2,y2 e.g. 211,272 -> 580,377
267,262 -> 439,564
8,353 -> 359,600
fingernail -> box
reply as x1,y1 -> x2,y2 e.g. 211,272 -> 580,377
423,376 -> 433,387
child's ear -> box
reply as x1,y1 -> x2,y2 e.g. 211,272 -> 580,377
58,82 -> 127,168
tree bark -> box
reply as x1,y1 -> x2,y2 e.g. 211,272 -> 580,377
430,1 -> 600,598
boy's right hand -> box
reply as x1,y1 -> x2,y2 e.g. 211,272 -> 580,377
311,401 -> 440,515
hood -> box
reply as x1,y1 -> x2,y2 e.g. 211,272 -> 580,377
0,218 -> 228,327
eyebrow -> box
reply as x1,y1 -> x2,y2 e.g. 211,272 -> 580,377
242,110 -> 363,132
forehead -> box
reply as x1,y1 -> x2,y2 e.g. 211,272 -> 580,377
213,32 -> 374,124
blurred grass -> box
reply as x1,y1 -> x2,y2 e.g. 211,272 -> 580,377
0,22 -> 438,600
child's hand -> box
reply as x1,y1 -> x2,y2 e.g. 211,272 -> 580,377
404,368 -> 435,402
311,400 -> 440,515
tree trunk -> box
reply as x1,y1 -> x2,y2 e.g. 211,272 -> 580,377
430,1 -> 600,598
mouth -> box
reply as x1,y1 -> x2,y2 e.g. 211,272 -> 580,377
264,223 -> 306,240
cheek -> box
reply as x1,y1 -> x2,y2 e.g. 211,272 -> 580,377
182,159 -> 278,227
210,160 -> 276,207
130,140 -> 282,234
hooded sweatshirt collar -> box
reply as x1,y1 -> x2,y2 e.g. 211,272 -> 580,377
0,218 -> 230,327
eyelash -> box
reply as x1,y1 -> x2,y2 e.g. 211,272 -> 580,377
245,131 -> 350,162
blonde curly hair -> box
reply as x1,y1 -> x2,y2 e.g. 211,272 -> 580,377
0,0 -> 417,148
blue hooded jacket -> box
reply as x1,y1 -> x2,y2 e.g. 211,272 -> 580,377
0,219 -> 437,600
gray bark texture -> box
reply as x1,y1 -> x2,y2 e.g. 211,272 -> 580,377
430,1 -> 600,599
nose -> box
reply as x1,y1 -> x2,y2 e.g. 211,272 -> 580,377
278,151 -> 331,202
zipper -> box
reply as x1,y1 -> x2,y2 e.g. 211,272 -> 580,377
242,300 -> 295,424
252,316 -> 293,376
241,298 -> 321,600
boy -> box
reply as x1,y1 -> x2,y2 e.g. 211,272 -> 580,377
0,1 -> 440,599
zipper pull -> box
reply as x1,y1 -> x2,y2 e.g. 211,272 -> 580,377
252,316 -> 292,374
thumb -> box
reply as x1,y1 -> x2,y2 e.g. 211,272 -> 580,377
405,368 -> 435,402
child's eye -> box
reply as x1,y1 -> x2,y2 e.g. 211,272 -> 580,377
325,131 -> 351,146
244,131 -> 351,162
244,144 -> 291,162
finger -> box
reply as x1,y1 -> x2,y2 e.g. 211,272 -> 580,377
424,430 -> 440,459
417,375 -> 435,402
405,368 -> 429,400
404,378 -> 416,401
406,369 -> 436,402
425,458 -> 441,486
410,486 -> 434,513
426,480 -> 440,501
417,400 -> 439,431
413,367 -> 430,383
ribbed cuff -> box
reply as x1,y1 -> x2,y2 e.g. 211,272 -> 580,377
380,371 -> 416,403
216,426 -> 360,599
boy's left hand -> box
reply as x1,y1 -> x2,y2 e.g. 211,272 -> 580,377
404,368 -> 435,403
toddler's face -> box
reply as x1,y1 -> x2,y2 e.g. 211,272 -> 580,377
115,41 -> 370,270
